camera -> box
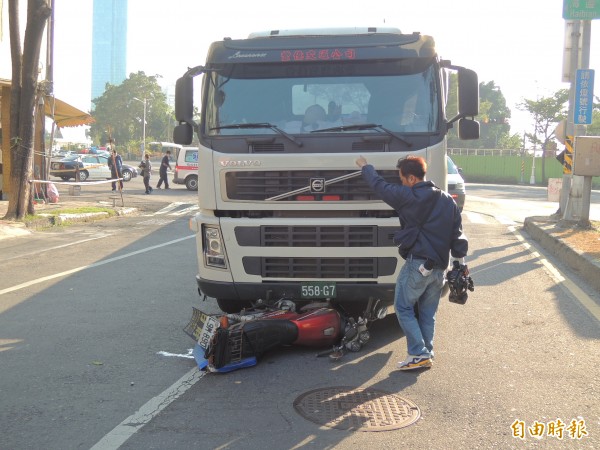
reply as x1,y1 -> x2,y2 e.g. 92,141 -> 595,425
446,260 -> 474,304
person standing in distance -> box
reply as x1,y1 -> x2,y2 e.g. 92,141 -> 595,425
156,150 -> 172,189
140,153 -> 153,194
108,148 -> 123,192
355,155 -> 468,370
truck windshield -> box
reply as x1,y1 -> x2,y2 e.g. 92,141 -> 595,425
204,60 -> 439,137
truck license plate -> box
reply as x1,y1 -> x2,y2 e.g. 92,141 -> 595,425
300,281 -> 337,299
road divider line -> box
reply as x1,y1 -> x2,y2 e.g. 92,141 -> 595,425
0,235 -> 194,298
90,368 -> 204,450
1,233 -> 113,262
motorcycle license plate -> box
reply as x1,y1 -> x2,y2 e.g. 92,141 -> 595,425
197,313 -> 220,349
300,281 -> 337,299
184,308 -> 221,349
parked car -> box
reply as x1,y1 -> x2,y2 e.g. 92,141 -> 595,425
50,155 -> 138,182
447,156 -> 465,212
51,149 -> 75,159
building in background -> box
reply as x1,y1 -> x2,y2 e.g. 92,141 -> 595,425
91,0 -> 127,109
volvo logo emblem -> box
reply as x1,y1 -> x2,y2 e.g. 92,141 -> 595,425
310,178 -> 325,193
219,159 -> 261,167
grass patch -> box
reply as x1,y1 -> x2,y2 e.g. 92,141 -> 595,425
36,206 -> 117,216
23,206 -> 117,227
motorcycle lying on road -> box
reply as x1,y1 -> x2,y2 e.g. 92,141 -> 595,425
184,298 -> 387,373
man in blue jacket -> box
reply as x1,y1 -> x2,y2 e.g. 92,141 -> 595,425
356,155 -> 468,370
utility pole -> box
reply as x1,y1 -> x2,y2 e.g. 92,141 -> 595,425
133,97 -> 147,157
561,18 -> 592,221
530,83 -> 539,185
520,133 -> 526,184
43,0 -> 55,182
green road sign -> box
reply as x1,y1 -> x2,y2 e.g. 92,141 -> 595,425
563,0 -> 600,20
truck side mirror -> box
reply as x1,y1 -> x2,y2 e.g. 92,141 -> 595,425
457,68 -> 479,117
173,124 -> 194,145
458,118 -> 480,140
175,76 -> 194,123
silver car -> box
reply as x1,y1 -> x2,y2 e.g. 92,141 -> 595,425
447,156 -> 465,212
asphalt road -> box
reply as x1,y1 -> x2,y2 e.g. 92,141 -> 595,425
0,182 -> 598,449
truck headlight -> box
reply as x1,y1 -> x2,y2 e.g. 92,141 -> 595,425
203,225 -> 227,269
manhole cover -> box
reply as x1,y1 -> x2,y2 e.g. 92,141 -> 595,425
293,386 -> 421,432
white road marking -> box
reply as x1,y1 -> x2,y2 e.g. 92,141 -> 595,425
514,230 -> 600,322
463,211 -> 487,224
90,368 -> 204,450
153,202 -> 185,215
157,349 -> 194,359
169,205 -> 199,216
0,235 -> 194,297
1,233 -> 112,262
495,215 -> 516,225
1,232 -> 202,447
135,218 -> 176,226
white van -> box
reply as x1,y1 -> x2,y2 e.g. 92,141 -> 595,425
173,146 -> 198,190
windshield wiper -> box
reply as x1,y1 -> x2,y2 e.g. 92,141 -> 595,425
312,123 -> 412,147
211,123 -> 302,147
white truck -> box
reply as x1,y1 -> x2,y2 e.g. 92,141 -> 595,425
173,27 -> 479,313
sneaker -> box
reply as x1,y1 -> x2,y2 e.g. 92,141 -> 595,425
397,355 -> 432,371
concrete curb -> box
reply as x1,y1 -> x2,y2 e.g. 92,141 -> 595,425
26,207 -> 139,229
523,216 -> 600,293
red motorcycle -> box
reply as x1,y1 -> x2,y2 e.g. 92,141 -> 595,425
184,299 -> 386,373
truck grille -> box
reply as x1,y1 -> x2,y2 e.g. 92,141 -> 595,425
263,225 -> 375,247
243,257 -> 397,278
235,225 -> 397,247
225,170 -> 399,201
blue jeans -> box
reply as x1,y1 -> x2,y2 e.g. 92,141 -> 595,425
394,257 -> 444,358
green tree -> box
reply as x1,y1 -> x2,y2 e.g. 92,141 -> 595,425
477,81 -> 512,148
447,78 -> 519,149
586,95 -> 600,136
517,89 -> 569,184
5,0 -> 52,220
88,71 -> 172,154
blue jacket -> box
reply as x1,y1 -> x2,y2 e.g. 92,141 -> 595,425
361,164 -> 468,268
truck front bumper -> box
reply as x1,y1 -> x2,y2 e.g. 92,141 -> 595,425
196,275 -> 396,305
